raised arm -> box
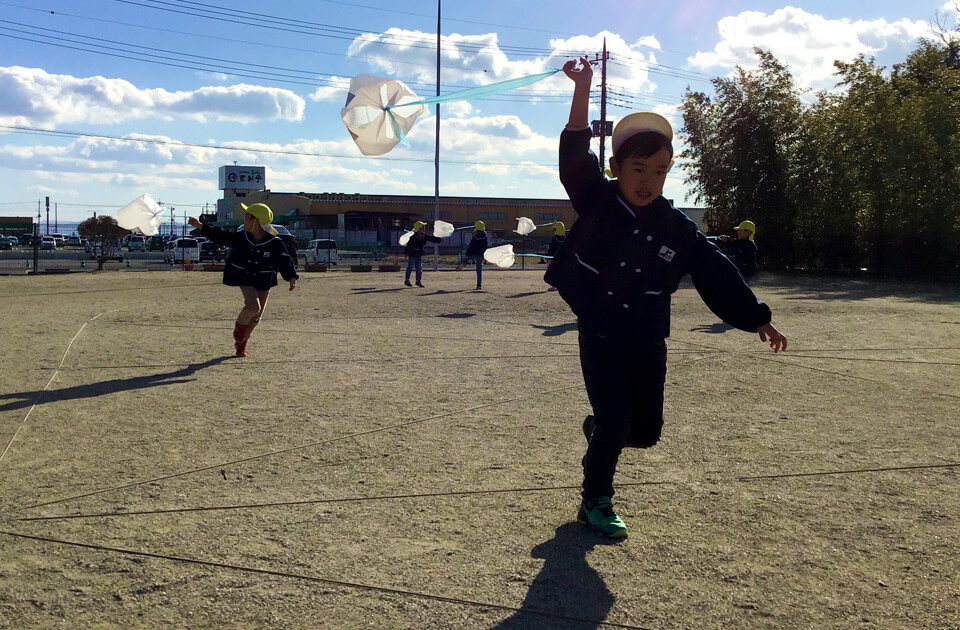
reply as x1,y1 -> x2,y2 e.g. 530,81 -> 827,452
563,57 -> 593,130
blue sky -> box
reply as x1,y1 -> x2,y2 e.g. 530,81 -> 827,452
1,0 -> 956,222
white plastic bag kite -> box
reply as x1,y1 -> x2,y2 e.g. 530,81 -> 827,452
341,75 -> 428,156
484,244 -> 516,268
433,220 -> 454,238
342,68 -> 561,155
398,230 -> 414,247
515,217 -> 536,236
117,194 -> 163,236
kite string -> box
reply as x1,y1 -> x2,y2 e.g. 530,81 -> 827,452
385,68 -> 561,110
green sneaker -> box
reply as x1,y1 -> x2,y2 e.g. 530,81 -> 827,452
582,415 -> 596,443
577,496 -> 627,539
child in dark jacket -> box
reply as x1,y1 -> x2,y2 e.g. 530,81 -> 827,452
545,58 -> 787,539
462,221 -> 489,290
718,220 -> 759,278
404,221 -> 442,287
188,203 -> 298,357
546,221 -> 566,258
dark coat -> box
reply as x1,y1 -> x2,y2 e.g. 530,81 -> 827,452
200,224 -> 298,291
544,128 -> 771,339
546,234 -> 566,257
404,231 -> 442,257
720,238 -> 759,278
464,230 -> 489,257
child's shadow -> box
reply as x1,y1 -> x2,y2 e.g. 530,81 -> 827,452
490,522 -> 616,629
0,356 -> 230,412
531,322 -> 577,337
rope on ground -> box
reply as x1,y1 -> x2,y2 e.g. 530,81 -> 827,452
0,531 -> 655,630
0,311 -> 108,465
20,462 -> 958,523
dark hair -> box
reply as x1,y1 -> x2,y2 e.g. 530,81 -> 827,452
613,131 -> 673,163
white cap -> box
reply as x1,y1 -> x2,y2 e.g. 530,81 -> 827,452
612,112 -> 673,154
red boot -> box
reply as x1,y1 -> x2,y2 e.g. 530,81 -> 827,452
233,323 -> 250,357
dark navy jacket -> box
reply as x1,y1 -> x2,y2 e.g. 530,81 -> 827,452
720,238 -> 759,278
546,234 -> 566,257
200,224 -> 298,291
544,127 -> 771,339
464,230 -> 489,257
404,231 -> 442,257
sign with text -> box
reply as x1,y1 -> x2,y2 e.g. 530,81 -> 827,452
219,166 -> 266,190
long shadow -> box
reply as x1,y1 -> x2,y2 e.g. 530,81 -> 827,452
348,287 -> 406,295
532,322 -> 578,337
689,322 -> 734,334
490,522 -> 616,630
437,313 -> 476,319
506,290 -> 550,299
422,289 -> 467,296
0,357 -> 231,413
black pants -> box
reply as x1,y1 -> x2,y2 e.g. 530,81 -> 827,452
578,322 -> 667,500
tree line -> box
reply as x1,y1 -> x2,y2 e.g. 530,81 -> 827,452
679,31 -> 960,277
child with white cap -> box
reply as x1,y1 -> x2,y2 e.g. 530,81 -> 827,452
188,203 -> 298,357
545,58 -> 787,539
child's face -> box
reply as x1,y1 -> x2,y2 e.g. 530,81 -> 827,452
243,212 -> 259,232
737,229 -> 752,239
609,147 -> 672,208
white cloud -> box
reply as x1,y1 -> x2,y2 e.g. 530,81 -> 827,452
688,7 -> 933,90
0,66 -> 306,127
309,76 -> 351,102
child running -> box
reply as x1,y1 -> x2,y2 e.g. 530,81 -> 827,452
403,221 -> 442,288
545,58 -> 787,539
462,220 -> 489,290
188,203 -> 298,357
718,220 -> 759,279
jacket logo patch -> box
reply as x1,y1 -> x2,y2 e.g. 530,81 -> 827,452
658,246 -> 676,262
263,252 -> 271,257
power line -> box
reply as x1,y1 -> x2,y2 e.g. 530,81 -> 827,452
0,125 -> 562,168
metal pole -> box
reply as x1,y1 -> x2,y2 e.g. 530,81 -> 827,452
55,203 -> 58,235
45,196 -> 49,235
599,37 -> 608,170
433,0 -> 441,272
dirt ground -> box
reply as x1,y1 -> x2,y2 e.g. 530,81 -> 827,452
0,267 -> 958,629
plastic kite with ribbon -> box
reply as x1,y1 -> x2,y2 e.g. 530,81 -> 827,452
342,69 -> 561,156
514,216 -> 558,236
483,244 -> 552,268
116,194 -> 164,236
398,219 -> 457,246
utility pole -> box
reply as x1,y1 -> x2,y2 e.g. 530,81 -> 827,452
45,196 -> 50,235
433,0 -> 441,272
598,37 -> 610,169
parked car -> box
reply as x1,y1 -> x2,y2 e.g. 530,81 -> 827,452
235,224 -> 298,267
125,235 -> 146,251
67,235 -> 83,246
164,237 -> 200,263
199,240 -> 226,262
40,237 -> 57,250
307,239 -> 338,265
146,235 -> 167,251
7,236 -> 19,246
87,239 -> 123,261
0,236 -> 11,250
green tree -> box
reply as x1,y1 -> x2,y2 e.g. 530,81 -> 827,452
77,216 -> 129,270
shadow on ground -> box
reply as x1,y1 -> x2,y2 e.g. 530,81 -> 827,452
531,322 -> 578,337
0,357 -> 230,412
490,522 -> 618,630
689,322 -> 734,334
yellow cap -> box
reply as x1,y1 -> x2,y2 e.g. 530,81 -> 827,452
734,220 -> 755,241
553,221 -> 565,236
239,203 -> 278,236
474,220 -> 485,231
413,221 -> 427,232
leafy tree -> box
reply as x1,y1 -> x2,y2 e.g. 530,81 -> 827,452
77,216 -> 129,270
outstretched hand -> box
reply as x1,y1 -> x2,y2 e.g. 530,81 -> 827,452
289,278 -> 297,291
562,57 -> 593,86
757,322 -> 787,353
187,217 -> 202,229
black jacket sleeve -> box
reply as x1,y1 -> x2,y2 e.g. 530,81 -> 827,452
687,231 -> 771,332
200,223 -> 243,248
559,127 -> 605,216
426,234 -> 442,244
274,239 -> 299,282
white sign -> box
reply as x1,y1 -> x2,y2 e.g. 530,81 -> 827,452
219,166 -> 266,190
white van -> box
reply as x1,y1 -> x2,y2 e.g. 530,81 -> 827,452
163,237 -> 200,263
307,239 -> 338,265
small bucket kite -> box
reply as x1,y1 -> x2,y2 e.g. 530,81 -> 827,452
117,194 -> 164,236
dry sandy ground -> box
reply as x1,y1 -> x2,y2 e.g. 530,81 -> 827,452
0,268 -> 958,629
